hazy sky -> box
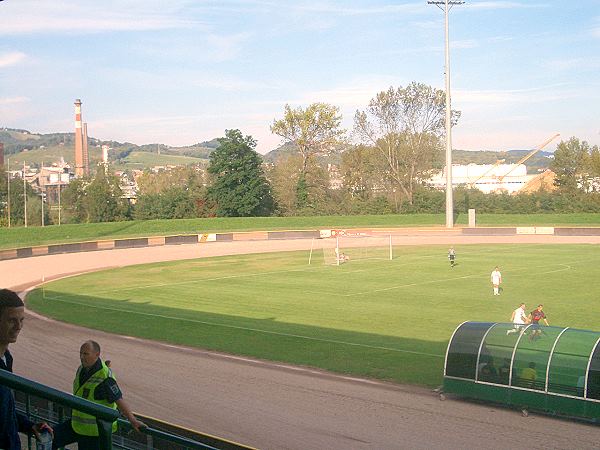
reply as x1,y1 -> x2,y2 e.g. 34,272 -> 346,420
1,0 -> 599,154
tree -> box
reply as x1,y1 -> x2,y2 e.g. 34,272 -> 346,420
0,170 -> 43,227
354,82 -> 460,204
340,145 -> 385,200
550,137 -> 592,192
136,166 -> 206,196
61,167 -> 130,223
271,103 -> 345,207
207,129 -> 274,217
134,165 -> 209,219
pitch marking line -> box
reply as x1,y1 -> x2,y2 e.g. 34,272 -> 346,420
42,294 -> 443,359
89,266 -> 318,296
343,263 -> 574,297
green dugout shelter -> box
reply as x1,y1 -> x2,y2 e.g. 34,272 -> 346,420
443,321 -> 600,420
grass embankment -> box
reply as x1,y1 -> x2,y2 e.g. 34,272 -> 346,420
27,244 -> 600,387
3,213 -> 600,251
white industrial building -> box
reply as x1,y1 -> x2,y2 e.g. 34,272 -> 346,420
428,163 -> 543,194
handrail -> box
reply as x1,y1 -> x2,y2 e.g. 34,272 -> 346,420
3,370 -> 234,449
2,369 -> 118,449
117,419 -> 219,450
0,369 -> 119,422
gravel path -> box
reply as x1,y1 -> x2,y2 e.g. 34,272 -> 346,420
3,232 -> 600,449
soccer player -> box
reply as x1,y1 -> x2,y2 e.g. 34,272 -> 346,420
448,247 -> 456,268
528,304 -> 549,341
490,266 -> 502,295
507,303 -> 528,335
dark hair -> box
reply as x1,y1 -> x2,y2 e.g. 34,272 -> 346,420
0,289 -> 24,317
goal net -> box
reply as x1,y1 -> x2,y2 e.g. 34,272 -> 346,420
308,233 -> 393,265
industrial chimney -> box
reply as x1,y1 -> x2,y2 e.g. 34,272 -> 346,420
74,99 -> 89,177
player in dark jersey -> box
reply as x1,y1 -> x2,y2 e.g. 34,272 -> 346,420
448,247 -> 456,268
528,304 -> 549,341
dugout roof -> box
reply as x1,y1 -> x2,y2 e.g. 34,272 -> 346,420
444,321 -> 600,401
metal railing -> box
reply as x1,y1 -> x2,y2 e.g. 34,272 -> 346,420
1,370 -> 224,450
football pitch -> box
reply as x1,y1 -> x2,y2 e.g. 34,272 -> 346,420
27,243 -> 600,387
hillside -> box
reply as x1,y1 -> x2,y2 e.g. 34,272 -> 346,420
0,128 -> 216,170
2,128 -> 554,174
264,143 -> 554,173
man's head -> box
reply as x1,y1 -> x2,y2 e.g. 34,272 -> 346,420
80,340 -> 101,368
537,304 -> 543,311
0,289 -> 25,349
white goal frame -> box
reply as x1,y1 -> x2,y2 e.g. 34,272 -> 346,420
308,233 -> 393,266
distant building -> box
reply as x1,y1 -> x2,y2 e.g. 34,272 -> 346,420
35,164 -> 73,204
102,144 -> 111,164
428,163 -> 549,194
327,164 -> 344,190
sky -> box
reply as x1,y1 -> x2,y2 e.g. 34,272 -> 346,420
1,0 -> 599,155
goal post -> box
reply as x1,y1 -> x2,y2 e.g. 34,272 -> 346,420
309,233 -> 393,265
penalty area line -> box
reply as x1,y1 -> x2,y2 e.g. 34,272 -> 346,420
42,295 -> 443,359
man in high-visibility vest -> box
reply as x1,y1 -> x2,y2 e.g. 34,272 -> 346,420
52,340 -> 144,450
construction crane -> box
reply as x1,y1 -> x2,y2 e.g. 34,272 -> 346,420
497,133 -> 560,182
467,159 -> 505,188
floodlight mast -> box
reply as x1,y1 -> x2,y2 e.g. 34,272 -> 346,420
428,0 -> 464,228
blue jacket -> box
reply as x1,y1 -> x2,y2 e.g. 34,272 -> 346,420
0,350 -> 34,450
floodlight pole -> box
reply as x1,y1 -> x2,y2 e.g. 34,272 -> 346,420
41,161 -> 45,227
23,161 -> 27,228
6,158 -> 10,228
428,0 -> 464,228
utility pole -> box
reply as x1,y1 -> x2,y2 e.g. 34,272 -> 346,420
23,161 -> 27,227
428,0 -> 464,228
58,168 -> 62,226
41,161 -> 45,227
6,158 -> 10,228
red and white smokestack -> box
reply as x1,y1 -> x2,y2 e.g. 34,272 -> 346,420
74,99 -> 85,177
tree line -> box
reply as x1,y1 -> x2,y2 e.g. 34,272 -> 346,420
1,83 -> 599,226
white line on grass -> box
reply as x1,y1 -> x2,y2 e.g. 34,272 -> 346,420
343,263 -> 575,297
343,274 -> 482,297
42,294 -> 443,359
90,266 -> 318,296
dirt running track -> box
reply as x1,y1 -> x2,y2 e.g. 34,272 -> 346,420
3,232 -> 600,449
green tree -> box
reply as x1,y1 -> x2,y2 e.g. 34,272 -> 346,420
0,170 -> 44,227
550,137 -> 592,192
340,145 -> 386,200
207,129 -> 274,217
271,103 -> 345,208
354,82 -> 460,204
135,187 -> 207,219
134,165 -> 209,219
136,165 -> 206,196
61,168 -> 130,223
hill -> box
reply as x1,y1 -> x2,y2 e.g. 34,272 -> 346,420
0,128 -> 216,170
2,128 -> 554,174
264,142 -> 554,173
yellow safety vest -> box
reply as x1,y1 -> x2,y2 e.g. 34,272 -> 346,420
71,361 -> 118,436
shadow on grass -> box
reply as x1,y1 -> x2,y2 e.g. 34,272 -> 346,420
28,289 -> 447,387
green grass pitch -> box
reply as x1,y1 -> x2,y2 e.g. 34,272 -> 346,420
27,243 -> 600,387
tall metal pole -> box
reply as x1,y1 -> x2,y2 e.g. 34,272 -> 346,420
428,0 -> 464,228
23,161 -> 27,228
41,161 -> 45,227
6,158 -> 10,228
58,174 -> 62,226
